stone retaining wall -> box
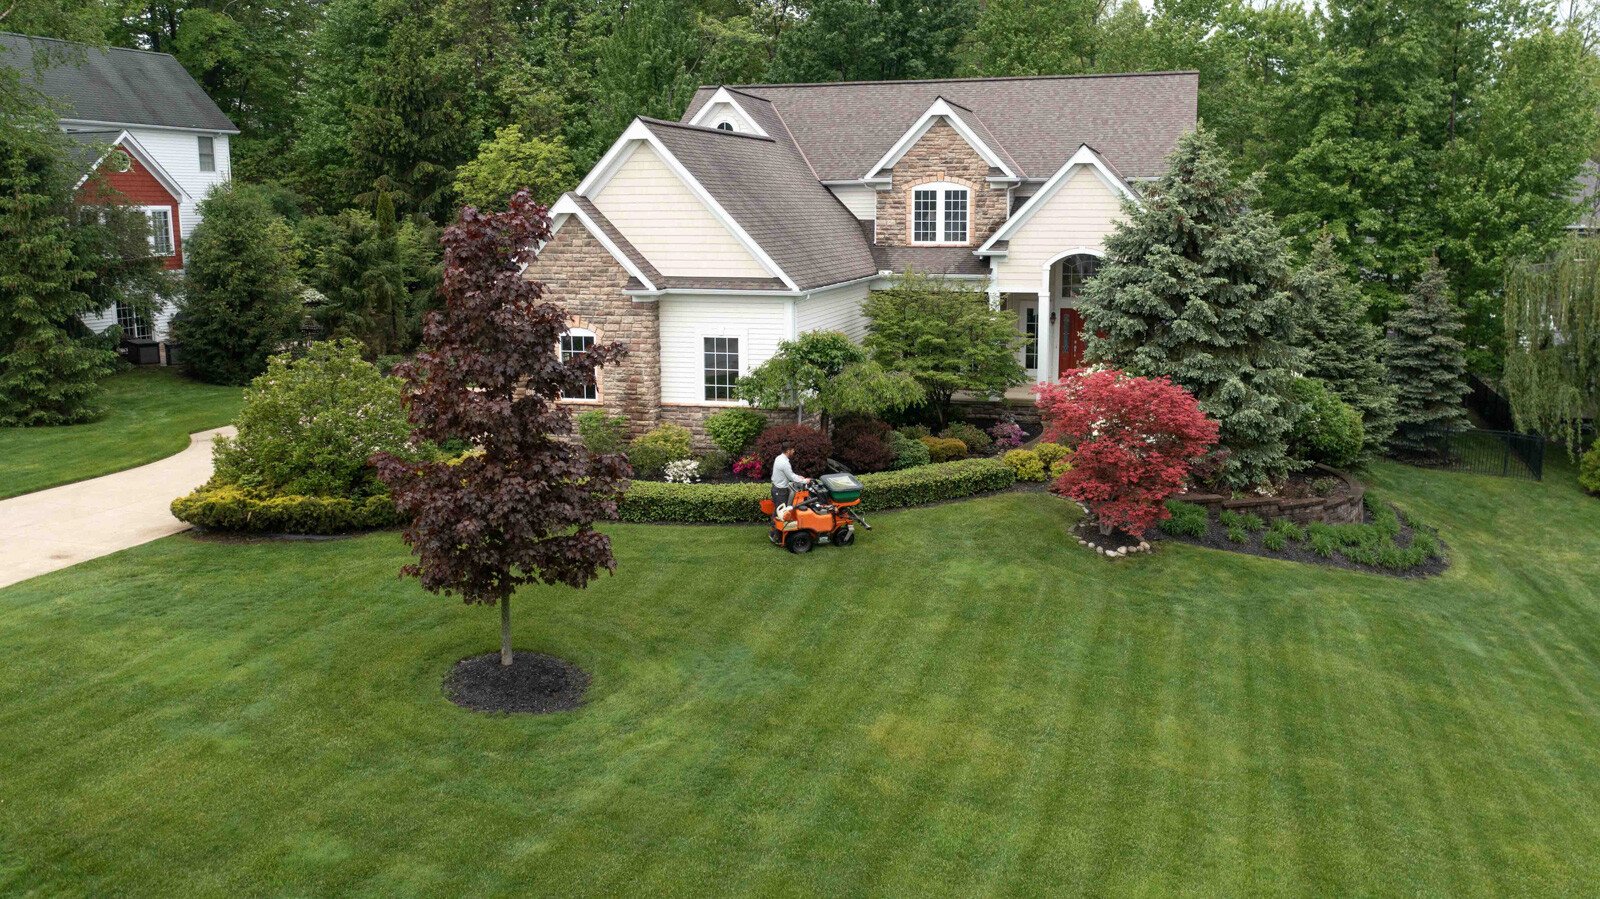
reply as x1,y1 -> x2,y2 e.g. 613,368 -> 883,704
1180,465 -> 1365,526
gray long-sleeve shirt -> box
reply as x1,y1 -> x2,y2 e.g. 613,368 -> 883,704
771,452 -> 804,489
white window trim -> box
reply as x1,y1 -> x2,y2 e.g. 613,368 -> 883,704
910,182 -> 971,246
139,205 -> 176,258
685,88 -> 770,137
557,327 -> 601,403
197,135 -> 216,172
116,300 -> 151,340
702,334 -> 743,403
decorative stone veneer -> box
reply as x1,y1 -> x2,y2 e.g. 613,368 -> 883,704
875,119 -> 1009,249
523,224 -> 661,436
1181,465 -> 1366,526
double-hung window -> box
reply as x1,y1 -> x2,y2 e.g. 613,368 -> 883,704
703,336 -> 739,401
910,183 -> 971,245
198,135 -> 215,172
559,329 -> 597,400
141,206 -> 175,257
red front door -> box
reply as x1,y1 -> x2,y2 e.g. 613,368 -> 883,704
1059,308 -> 1086,373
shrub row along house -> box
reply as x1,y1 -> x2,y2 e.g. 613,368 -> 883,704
535,72 -> 1197,440
0,32 -> 236,360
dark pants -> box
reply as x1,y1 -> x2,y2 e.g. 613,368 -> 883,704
771,485 -> 792,513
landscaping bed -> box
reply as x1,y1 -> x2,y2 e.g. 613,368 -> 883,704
1157,494 -> 1448,577
444,651 -> 589,714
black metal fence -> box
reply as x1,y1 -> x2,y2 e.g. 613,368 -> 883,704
1467,374 -> 1518,432
1401,426 -> 1546,481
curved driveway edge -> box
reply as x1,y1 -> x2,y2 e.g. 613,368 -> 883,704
0,426 -> 233,590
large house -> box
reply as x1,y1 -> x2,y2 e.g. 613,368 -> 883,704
0,32 -> 236,360
534,72 -> 1197,440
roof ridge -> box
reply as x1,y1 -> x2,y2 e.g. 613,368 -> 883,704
0,31 -> 182,61
637,116 -> 776,142
702,70 -> 1201,92
766,100 -> 823,183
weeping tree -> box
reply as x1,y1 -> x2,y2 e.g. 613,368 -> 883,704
372,192 -> 629,668
1503,236 -> 1600,454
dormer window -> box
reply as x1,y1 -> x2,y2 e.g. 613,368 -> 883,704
911,182 -> 970,245
715,121 -> 734,132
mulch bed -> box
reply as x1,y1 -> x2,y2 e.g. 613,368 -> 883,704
444,651 -> 590,714
1154,504 -> 1451,579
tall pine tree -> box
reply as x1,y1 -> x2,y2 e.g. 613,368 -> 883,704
1290,232 -> 1398,458
1386,258 -> 1470,453
1082,126 -> 1301,490
0,101 -> 115,426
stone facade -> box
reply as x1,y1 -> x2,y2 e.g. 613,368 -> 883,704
875,119 -> 1009,249
524,224 -> 661,436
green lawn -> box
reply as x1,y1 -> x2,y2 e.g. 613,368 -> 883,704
3,462 -> 1600,894
0,368 -> 242,499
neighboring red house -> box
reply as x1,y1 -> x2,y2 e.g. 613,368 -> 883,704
1,31 -> 237,361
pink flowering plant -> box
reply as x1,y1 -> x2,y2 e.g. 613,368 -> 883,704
733,456 -> 764,480
988,419 -> 1025,451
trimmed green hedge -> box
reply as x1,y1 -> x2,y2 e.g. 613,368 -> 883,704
172,483 -> 403,534
177,458 -> 1020,531
617,457 -> 1017,523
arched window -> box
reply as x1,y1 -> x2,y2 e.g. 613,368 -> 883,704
910,181 -> 970,245
1060,254 -> 1100,298
559,327 -> 597,401
715,121 -> 735,132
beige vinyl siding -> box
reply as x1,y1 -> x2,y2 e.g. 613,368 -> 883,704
795,280 -> 870,340
827,184 -> 878,221
658,294 -> 791,405
591,143 -> 772,280
698,101 -> 756,134
991,167 -> 1125,293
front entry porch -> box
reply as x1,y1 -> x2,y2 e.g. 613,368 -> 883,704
999,251 -> 1101,400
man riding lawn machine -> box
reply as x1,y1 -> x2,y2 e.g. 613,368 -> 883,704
761,470 -> 870,553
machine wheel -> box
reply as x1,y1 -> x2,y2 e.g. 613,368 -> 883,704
831,526 -> 855,546
787,531 -> 815,554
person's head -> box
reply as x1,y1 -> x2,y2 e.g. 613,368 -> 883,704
782,442 -> 796,458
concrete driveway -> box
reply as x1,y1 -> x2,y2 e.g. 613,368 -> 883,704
0,427 -> 232,590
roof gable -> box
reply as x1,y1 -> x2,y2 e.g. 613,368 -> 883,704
977,145 -> 1135,256
684,71 -> 1197,183
0,32 -> 237,133
863,97 -> 1017,183
70,130 -> 190,202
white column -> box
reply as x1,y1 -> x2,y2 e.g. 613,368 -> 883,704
1037,291 -> 1054,384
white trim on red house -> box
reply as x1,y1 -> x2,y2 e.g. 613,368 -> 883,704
862,98 -> 1019,185
685,87 -> 771,137
975,145 -> 1136,258
72,131 -> 191,202
577,119 -> 801,292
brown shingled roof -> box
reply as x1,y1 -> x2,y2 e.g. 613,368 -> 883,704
684,71 -> 1198,182
640,118 -> 878,291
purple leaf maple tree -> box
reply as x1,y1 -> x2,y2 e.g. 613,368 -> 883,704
373,191 -> 629,667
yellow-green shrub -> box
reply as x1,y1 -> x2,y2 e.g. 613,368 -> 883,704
919,435 -> 968,462
172,483 -> 402,533
1003,448 -> 1047,482
1034,442 -> 1071,466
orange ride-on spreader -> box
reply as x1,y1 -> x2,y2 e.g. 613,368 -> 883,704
760,471 -> 870,554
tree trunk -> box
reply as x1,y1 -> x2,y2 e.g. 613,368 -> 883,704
500,595 -> 513,666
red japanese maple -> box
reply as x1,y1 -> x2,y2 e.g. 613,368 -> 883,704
372,192 -> 629,667
1035,369 -> 1219,537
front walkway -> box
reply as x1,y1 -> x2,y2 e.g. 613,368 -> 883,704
0,427 -> 232,589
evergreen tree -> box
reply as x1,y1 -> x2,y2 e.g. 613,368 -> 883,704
1386,258 -> 1470,453
0,100 -> 115,426
1289,233 -> 1398,458
771,0 -> 976,83
173,184 -> 303,385
1081,126 -> 1301,490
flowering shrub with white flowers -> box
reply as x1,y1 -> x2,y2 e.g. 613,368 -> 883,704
212,339 -> 425,498
663,459 -> 701,484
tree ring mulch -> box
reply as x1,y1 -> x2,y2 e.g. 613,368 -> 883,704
444,651 -> 589,714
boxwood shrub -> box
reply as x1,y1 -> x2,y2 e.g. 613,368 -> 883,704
172,483 -> 403,534
617,457 -> 1016,523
